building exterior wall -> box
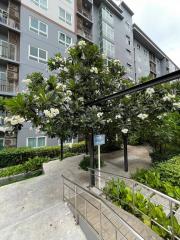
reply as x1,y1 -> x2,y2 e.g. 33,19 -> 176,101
0,0 -> 179,148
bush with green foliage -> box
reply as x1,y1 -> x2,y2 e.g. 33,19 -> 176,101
103,178 -> 180,239
79,155 -> 104,171
0,156 -> 48,178
0,142 -> 85,168
132,155 -> 180,200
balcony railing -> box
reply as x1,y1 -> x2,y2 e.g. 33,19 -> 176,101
0,40 -> 16,61
77,28 -> 92,41
0,80 -> 16,94
77,7 -> 92,21
0,8 -> 20,30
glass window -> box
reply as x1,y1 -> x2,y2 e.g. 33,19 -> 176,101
59,7 -> 72,25
102,7 -> 113,25
27,136 -> 46,148
126,35 -> 131,45
102,39 -> 114,58
37,137 -> 45,147
59,7 -> 65,21
28,138 -> 36,148
102,22 -> 114,41
58,32 -> 72,47
29,46 -> 47,64
66,12 -> 72,25
31,0 -> 48,10
30,16 -> 48,37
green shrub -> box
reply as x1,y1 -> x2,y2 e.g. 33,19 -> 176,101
104,178 -> 180,239
100,140 -> 121,153
0,156 -> 48,178
132,155 -> 180,200
79,155 -> 104,171
0,141 -> 85,168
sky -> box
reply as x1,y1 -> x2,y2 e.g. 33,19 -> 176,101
113,0 -> 180,67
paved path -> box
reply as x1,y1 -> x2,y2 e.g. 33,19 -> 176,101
0,155 -> 87,240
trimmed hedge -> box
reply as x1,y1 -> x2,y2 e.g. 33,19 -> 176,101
0,142 -> 85,168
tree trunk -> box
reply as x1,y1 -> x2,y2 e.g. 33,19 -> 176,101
122,133 -> 128,172
60,138 -> 63,160
85,134 -> 88,155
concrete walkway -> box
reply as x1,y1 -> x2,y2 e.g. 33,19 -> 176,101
0,145 -> 153,240
0,155 -> 87,240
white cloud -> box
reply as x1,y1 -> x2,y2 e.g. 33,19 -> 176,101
113,0 -> 180,67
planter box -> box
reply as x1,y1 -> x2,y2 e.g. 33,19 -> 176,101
0,168 -> 43,187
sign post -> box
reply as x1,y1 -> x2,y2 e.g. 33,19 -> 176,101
94,134 -> 105,188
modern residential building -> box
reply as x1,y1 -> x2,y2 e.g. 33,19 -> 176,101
0,0 -> 179,148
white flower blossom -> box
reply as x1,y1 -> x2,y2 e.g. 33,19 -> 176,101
173,102 -> 180,108
78,40 -> 86,48
97,112 -> 103,118
78,97 -> 84,102
157,115 -> 162,120
55,56 -> 62,62
137,113 -> 148,120
90,67 -> 98,74
106,119 -> 112,123
115,114 -> 121,119
22,79 -> 32,85
52,61 -> 56,65
146,88 -> 155,96
163,93 -> 176,102
63,67 -> 68,72
66,90 -> 72,96
121,128 -> 128,134
114,59 -> 120,65
64,96 -> 71,102
44,108 -> 59,118
56,83 -> 66,91
5,115 -> 25,126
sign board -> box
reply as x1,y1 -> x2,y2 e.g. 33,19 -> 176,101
94,134 -> 105,146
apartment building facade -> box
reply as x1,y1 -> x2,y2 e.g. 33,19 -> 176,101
0,0 -> 178,148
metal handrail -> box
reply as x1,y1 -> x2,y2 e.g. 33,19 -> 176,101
88,168 -> 180,240
88,168 -> 180,205
62,174 -> 144,240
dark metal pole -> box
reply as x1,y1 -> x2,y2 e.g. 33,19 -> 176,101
122,133 -> 128,172
89,128 -> 95,186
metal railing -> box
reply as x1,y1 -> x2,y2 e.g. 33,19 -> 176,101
0,80 -> 16,93
77,28 -> 93,41
62,174 -> 144,240
0,40 -> 16,61
88,168 -> 180,240
77,7 -> 92,21
0,8 -> 20,30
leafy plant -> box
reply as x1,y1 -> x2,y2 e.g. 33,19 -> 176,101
103,178 -> 180,239
79,155 -> 104,171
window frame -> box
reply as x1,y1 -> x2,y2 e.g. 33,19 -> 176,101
31,0 -> 48,10
29,16 -> 48,38
59,7 -> 72,25
58,31 -> 72,47
28,45 -> 48,64
0,138 -> 4,147
26,136 -> 47,148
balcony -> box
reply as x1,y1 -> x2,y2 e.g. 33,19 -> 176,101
0,72 -> 16,95
77,28 -> 93,42
0,8 -> 20,31
77,7 -> 92,22
0,40 -> 17,62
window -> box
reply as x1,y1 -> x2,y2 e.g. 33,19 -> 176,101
102,22 -> 114,41
126,63 -> 132,73
58,32 -> 72,47
144,49 -> 148,56
0,71 -> 6,81
59,7 -> 72,25
126,49 -> 131,58
0,138 -> 4,148
102,39 -> 115,58
137,43 -> 141,50
29,45 -> 48,64
102,7 -> 113,25
27,136 -> 46,148
29,16 -> 48,37
125,21 -> 131,31
126,35 -> 131,45
31,0 -> 48,10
